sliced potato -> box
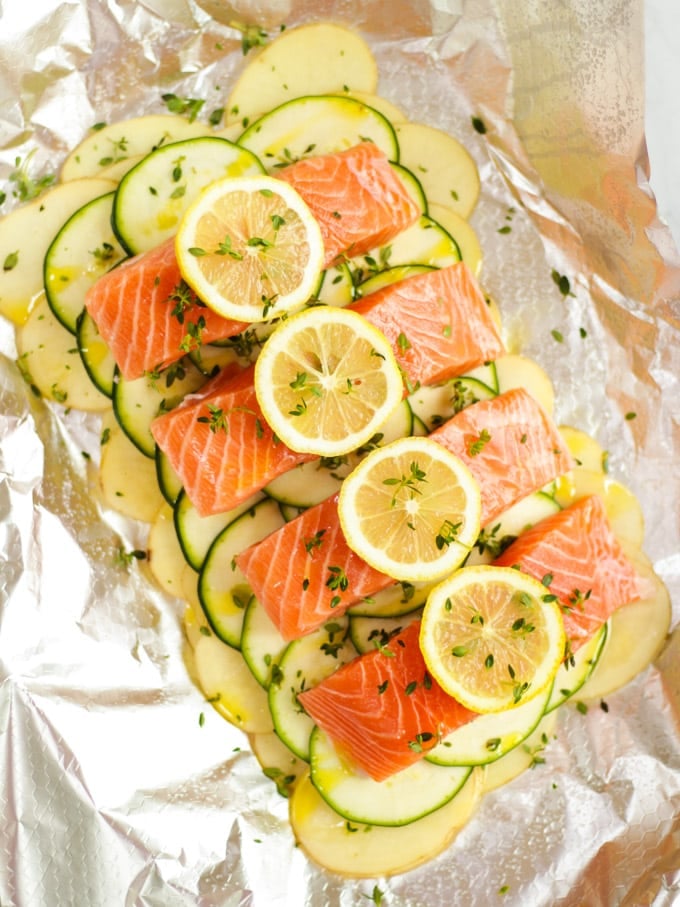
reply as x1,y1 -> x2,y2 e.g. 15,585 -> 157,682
495,353 -> 556,416
16,293 -> 110,412
395,122 -> 481,218
290,767 -> 482,877
559,425 -> 605,473
192,629 -> 273,734
98,415 -> 165,521
60,115 -> 210,181
578,545 -> 671,701
553,468 -> 645,548
249,731 -> 305,798
147,502 -> 189,595
347,91 -> 407,124
428,202 -> 483,275
480,710 -> 558,793
226,23 -> 378,124
0,177 -> 115,325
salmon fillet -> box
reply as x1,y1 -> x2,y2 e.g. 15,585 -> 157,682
493,494 -> 643,649
430,387 -> 574,526
85,237 -> 246,380
150,364 -> 314,516
235,493 -> 393,640
277,141 -> 421,267
351,263 -> 504,389
298,621 -> 475,781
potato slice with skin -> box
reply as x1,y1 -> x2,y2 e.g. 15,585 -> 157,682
346,91 -> 408,124
578,544 -> 671,701
553,468 -> 645,548
290,767 -> 482,878
429,202 -> 483,276
60,115 -> 210,181
0,177 -> 115,325
395,122 -> 481,218
16,293 -> 111,413
559,425 -> 605,473
226,24 -> 378,125
495,353 -> 556,416
481,711 -> 558,793
99,415 -> 165,522
192,630 -> 273,734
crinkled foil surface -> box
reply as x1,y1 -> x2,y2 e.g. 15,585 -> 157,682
1,1 -> 679,905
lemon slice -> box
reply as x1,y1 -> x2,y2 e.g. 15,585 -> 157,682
420,565 -> 566,713
175,175 -> 324,322
254,306 -> 404,456
337,436 -> 481,582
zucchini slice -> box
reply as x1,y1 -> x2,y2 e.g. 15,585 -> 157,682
268,618 -> 356,761
347,580 -> 434,619
112,135 -> 265,254
348,214 -> 461,287
44,191 -> 127,333
238,94 -> 398,168
174,488 -> 265,572
240,597 -> 289,688
197,498 -> 286,648
0,177 -> 115,326
290,767 -> 481,878
426,682 -> 552,767
264,399 -> 413,509
76,309 -> 117,398
112,360 -> 207,458
155,445 -> 183,507
546,623 -> 608,712
408,376 -> 496,434
309,726 -> 472,827
349,609 -> 422,656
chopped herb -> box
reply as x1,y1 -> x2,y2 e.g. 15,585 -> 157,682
404,681 -> 417,696
8,151 -> 55,201
575,700 -> 588,715
208,107 -> 225,127
3,251 -> 19,271
407,732 -> 433,753
161,93 -> 205,122
90,242 -> 116,262
551,269 -> 573,297
471,116 -> 487,134
467,428 -> 491,456
382,459 -> 427,506
325,565 -> 349,593
551,329 -> 564,343
435,519 -> 461,550
497,225 -> 512,234
396,331 -> 411,352
451,645 -> 468,657
303,529 -> 326,555
377,680 -> 389,695
625,411 -> 637,421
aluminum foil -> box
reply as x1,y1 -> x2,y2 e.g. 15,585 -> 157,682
1,1 -> 679,904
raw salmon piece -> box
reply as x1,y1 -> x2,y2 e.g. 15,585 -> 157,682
150,364 -> 314,516
277,141 -> 420,268
298,621 -> 475,781
350,263 -> 505,389
430,387 -> 574,526
85,237 -> 246,380
236,493 -> 393,640
493,494 -> 643,649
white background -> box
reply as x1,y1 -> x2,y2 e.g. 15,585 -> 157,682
645,0 -> 680,249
